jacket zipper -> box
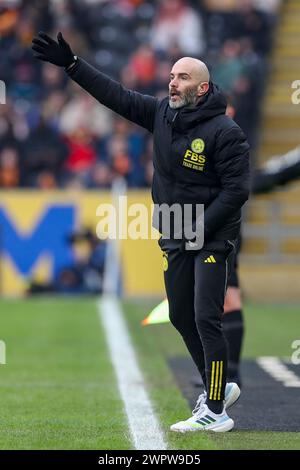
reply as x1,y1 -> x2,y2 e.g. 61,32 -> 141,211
172,111 -> 179,123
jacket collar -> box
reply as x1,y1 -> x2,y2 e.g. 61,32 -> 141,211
166,82 -> 227,132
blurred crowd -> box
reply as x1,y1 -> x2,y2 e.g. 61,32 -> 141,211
28,228 -> 107,295
0,0 -> 279,190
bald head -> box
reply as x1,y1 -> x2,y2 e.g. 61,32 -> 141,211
172,57 -> 210,83
169,57 -> 210,109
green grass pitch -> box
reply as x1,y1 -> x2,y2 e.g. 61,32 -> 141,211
0,297 -> 299,450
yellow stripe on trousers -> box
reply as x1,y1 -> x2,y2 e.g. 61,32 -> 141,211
213,361 -> 220,400
218,361 -> 223,400
209,361 -> 215,399
210,361 -> 224,400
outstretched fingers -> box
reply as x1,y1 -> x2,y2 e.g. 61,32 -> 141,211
32,38 -> 48,48
57,32 -> 67,45
32,44 -> 46,54
37,31 -> 56,45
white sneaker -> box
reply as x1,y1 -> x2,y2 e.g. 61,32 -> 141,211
170,404 -> 234,433
224,382 -> 240,409
192,382 -> 240,415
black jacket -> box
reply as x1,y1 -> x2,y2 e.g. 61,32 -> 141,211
67,58 -> 250,243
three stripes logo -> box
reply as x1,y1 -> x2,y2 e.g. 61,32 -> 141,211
196,415 -> 216,426
204,255 -> 216,263
209,360 -> 223,400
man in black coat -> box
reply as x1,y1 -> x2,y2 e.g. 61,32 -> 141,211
32,32 -> 250,432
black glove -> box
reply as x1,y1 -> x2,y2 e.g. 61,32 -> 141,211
32,31 -> 75,67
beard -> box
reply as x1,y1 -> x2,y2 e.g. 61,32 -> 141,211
169,86 -> 199,109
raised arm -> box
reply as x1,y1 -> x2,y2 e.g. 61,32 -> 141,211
32,32 -> 158,133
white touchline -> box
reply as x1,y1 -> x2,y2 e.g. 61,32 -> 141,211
98,295 -> 167,450
257,357 -> 300,387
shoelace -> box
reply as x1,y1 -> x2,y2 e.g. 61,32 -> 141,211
192,391 -> 207,415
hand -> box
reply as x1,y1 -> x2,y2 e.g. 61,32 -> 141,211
180,238 -> 203,252
32,31 -> 75,67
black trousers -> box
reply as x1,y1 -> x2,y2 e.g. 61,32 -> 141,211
162,239 -> 235,402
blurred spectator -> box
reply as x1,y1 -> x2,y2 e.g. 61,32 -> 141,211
201,0 -> 280,14
23,117 -> 68,186
151,0 -> 205,56
0,146 -> 20,188
129,44 -> 158,94
40,90 -> 68,131
0,0 -> 278,189
85,162 -> 112,189
120,63 -> 139,90
36,170 -> 58,189
232,0 -> 275,54
9,60 -> 40,101
254,0 -> 280,14
212,40 -> 245,92
108,135 -> 132,179
59,89 -> 113,138
57,228 -> 107,295
153,59 -> 173,97
0,3 -> 19,37
211,34 -> 265,148
141,136 -> 154,186
40,62 -> 66,96
0,102 -> 28,148
99,117 -> 147,187
64,127 -> 97,175
27,228 -> 107,295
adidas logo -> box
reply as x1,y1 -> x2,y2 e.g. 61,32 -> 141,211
204,255 -> 216,263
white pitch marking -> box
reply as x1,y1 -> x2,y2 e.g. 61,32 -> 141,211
257,357 -> 300,387
98,295 -> 167,450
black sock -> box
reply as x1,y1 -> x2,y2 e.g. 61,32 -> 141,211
205,399 -> 223,414
223,310 -> 244,386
